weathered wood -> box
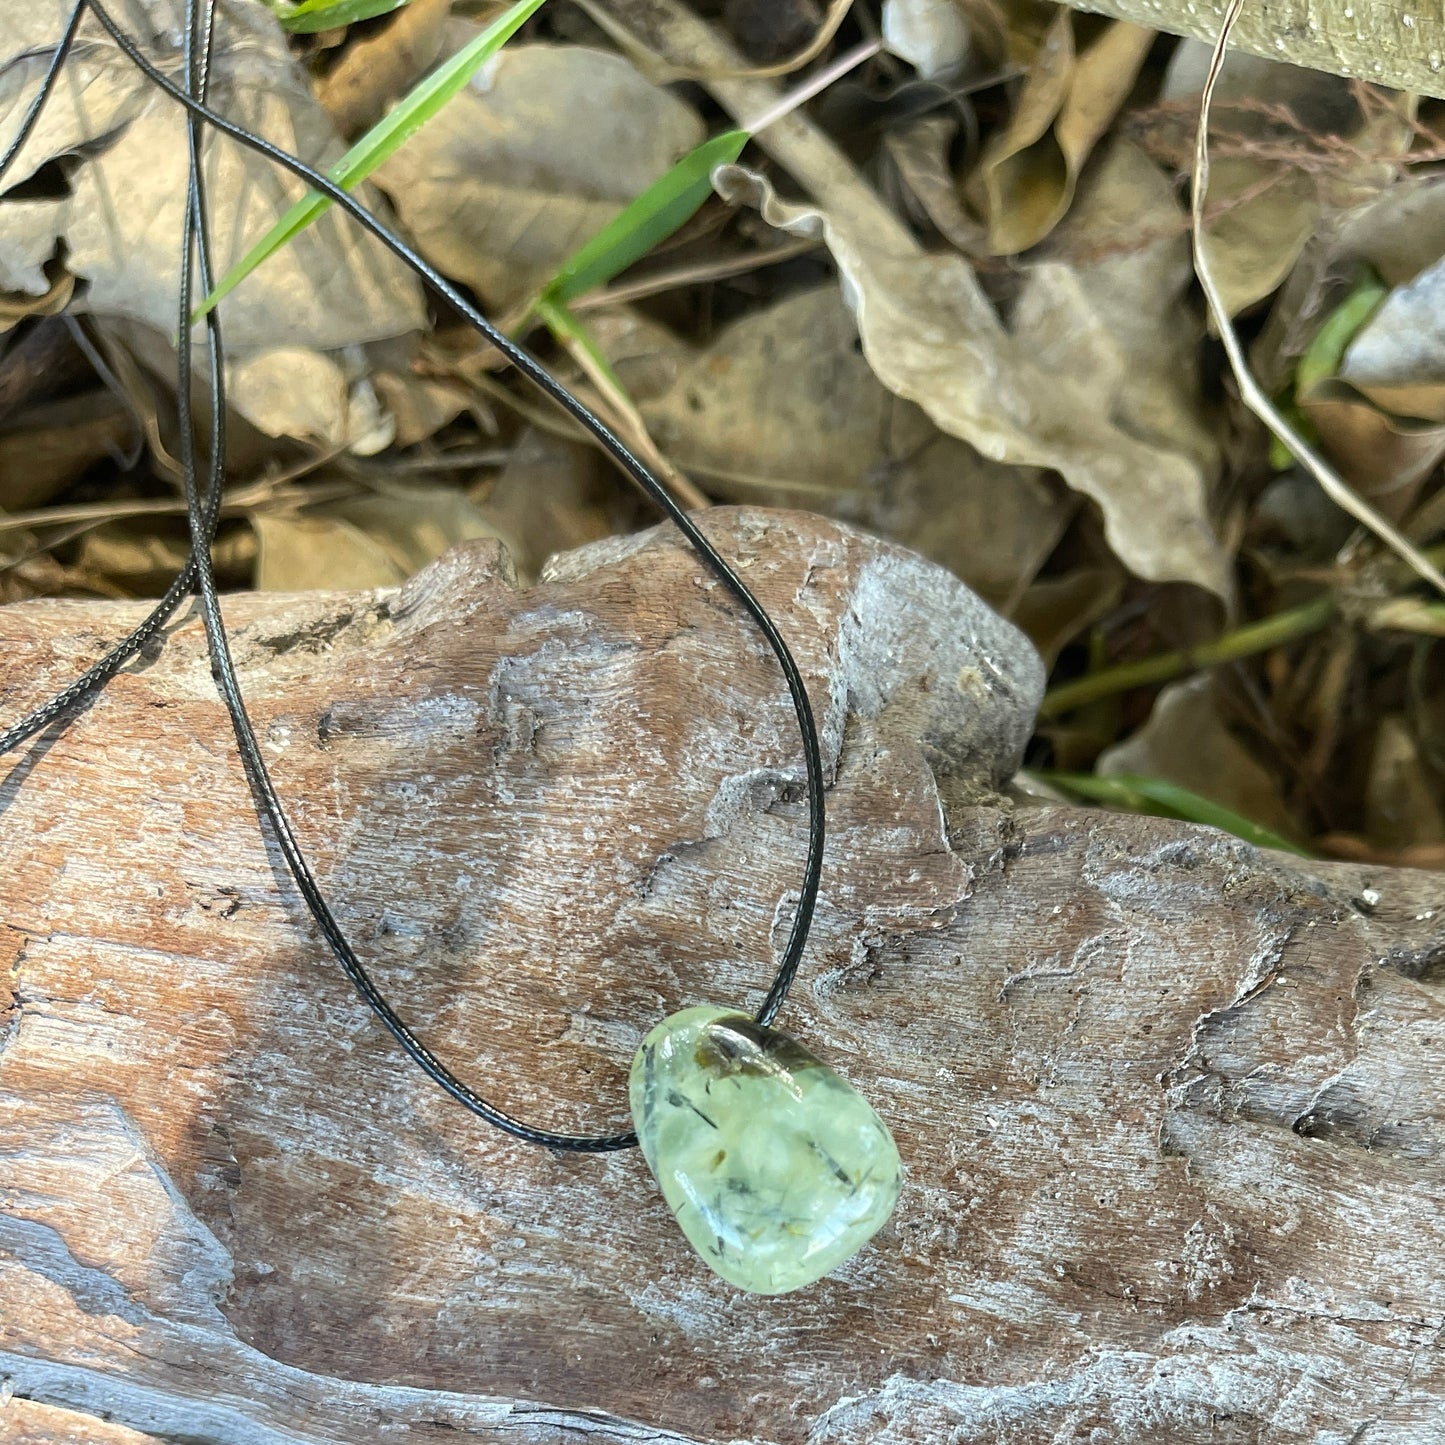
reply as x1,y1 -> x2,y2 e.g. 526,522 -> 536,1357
1068,0 -> 1445,100
0,509 -> 1441,1443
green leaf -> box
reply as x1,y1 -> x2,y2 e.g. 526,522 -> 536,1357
1039,771 -> 1311,856
1295,265 -> 1388,396
534,296 -> 627,392
267,0 -> 409,34
538,129 -> 750,309
196,0 -> 548,322
1268,267 -> 1387,471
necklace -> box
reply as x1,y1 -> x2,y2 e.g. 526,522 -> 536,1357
0,0 -> 900,1294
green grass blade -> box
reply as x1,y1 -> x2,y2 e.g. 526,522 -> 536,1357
1271,265 -> 1389,468
534,296 -> 627,391
268,0 -> 410,34
539,129 -> 749,308
1040,770 -> 1311,856
196,0 -> 547,322
1296,265 -> 1388,395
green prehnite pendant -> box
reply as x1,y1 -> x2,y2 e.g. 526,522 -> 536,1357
628,1005 -> 901,1294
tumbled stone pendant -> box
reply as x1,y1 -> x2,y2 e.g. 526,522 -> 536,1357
628,1005 -> 901,1294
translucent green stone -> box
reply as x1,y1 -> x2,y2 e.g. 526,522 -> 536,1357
629,1005 -> 901,1294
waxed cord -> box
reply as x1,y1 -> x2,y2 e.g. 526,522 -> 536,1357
0,0 -> 826,1151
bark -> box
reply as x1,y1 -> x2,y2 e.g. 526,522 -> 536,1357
0,508 -> 1441,1444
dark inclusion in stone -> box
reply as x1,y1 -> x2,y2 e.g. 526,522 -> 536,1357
629,1006 -> 901,1294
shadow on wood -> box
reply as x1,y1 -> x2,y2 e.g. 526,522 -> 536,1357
0,509 -> 1440,1442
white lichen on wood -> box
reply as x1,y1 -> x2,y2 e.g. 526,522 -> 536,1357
0,510 -> 1441,1443
1066,0 -> 1445,101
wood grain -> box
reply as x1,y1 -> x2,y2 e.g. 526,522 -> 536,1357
1,509 -> 1441,1443
1067,0 -> 1445,101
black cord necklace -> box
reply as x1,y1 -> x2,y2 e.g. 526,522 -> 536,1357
0,0 -> 900,1293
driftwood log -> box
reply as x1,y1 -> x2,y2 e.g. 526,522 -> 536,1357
1,508 -> 1442,1443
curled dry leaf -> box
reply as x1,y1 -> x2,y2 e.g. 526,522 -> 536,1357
1159,42 -> 1410,318
0,269 -> 74,335
228,348 -> 395,455
1336,177 -> 1445,290
87,316 -> 304,484
716,141 -> 1232,600
0,0 -> 425,452
374,43 -> 705,310
1299,379 -> 1445,524
1023,139 -> 1220,484
0,0 -> 424,351
590,286 -> 1066,607
881,0 -> 973,80
1254,173 -> 1445,522
971,12 -> 1154,255
0,391 -> 134,512
1341,256 -> 1445,422
367,335 -> 470,450
1256,175 -> 1445,394
884,115 -> 988,256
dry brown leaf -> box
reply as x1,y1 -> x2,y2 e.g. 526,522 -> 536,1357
1255,176 -> 1445,394
86,317 -> 302,487
1023,139 -> 1220,481
0,271 -> 74,335
591,286 -> 1067,608
884,116 -> 988,256
369,367 -> 469,451
1340,255 -> 1445,402
0,392 -> 134,512
253,484 -> 506,591
1098,674 -> 1304,843
227,349 -> 395,455
1188,8 -> 1445,599
1336,176 -> 1445,288
1163,42 -> 1409,318
75,520 -> 256,593
375,43 -> 705,310
1010,564 -> 1123,666
1,0 -> 426,459
1299,379 -> 1445,523
314,0 -> 455,135
971,13 -> 1153,255
715,146 -> 1232,599
0,1 -> 424,351
470,428 -> 631,584
1363,714 -> 1445,851
253,512 -> 403,592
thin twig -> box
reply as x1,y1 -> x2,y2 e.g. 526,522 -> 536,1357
1190,0 -> 1445,598
551,325 -> 710,511
741,38 -> 881,135
0,470 -> 352,537
570,238 -> 821,312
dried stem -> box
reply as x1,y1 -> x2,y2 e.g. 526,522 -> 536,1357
1038,593 -> 1338,718
1189,0 -> 1445,598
